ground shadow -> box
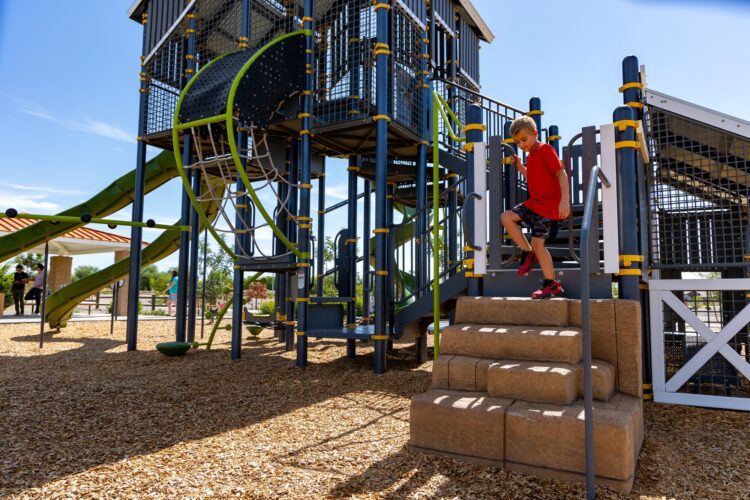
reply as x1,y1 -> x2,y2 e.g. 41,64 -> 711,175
0,330 -> 430,496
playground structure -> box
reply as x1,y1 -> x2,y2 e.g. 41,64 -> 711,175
1,0 -> 749,494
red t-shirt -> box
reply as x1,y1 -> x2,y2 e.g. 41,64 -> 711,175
523,143 -> 565,219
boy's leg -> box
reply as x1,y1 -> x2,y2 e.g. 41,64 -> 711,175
531,237 -> 555,280
501,210 -> 531,251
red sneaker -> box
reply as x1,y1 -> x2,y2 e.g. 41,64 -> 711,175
517,250 -> 538,276
532,280 -> 564,299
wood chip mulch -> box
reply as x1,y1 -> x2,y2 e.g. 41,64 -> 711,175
1,320 -> 749,499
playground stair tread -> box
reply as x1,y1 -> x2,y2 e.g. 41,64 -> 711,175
432,355 -> 615,404
409,296 -> 643,494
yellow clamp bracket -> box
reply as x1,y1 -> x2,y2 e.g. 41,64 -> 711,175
299,183 -> 313,189
186,28 -> 196,35
299,129 -> 311,136
302,90 -> 312,96
373,42 -> 389,50
347,95 -> 361,99
617,269 -> 642,276
297,216 -> 312,222
285,321 -> 297,326
446,173 -> 459,179
349,37 -> 361,44
642,393 -> 653,400
295,331 -> 306,337
464,124 -> 486,132
548,135 -> 561,141
619,254 -> 644,267
640,283 -> 649,290
298,112 -> 312,119
375,270 -> 388,276
299,224 -> 312,229
278,314 -> 287,321
373,48 -> 391,56
465,271 -> 484,278
613,119 -> 638,132
386,194 -> 394,199
615,140 -> 639,150
463,245 -> 477,252
346,323 -> 358,328
295,297 -> 310,302
372,335 -> 390,340
235,204 -> 248,209
463,143 -> 475,153
373,228 -> 390,234
502,137 -> 515,144
626,101 -> 644,109
233,264 -> 241,269
184,54 -> 194,60
464,258 -> 474,269
527,110 -> 544,116
347,166 -> 359,172
345,238 -> 359,244
296,263 -> 311,268
619,82 -> 644,92
372,114 -> 391,122
302,16 -> 313,22
317,210 -> 325,215
372,1 -> 391,10
502,157 -> 513,165
419,140 -> 430,145
186,13 -> 196,19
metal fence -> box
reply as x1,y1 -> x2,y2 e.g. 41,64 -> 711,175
647,107 -> 750,270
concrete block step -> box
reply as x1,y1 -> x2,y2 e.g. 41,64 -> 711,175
487,359 -> 615,404
440,323 -> 583,364
432,355 -> 615,404
505,393 -> 643,494
455,296 -> 569,327
410,389 -> 512,465
410,389 -> 643,494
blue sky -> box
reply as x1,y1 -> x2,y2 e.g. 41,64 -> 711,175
0,0 -> 748,272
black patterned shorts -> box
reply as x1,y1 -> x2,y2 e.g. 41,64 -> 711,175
511,204 -> 559,240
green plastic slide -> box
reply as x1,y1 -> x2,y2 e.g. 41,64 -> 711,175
0,150 -> 178,263
44,177 -> 225,329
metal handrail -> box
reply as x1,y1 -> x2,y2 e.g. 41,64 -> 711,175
580,164 -> 611,500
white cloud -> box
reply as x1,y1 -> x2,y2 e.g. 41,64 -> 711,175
18,101 -> 135,143
0,193 -> 61,213
325,184 -> 348,200
0,181 -> 83,197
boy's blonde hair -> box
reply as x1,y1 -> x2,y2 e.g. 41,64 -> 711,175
510,116 -> 537,136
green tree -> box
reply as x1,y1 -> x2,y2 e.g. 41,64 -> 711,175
72,265 -> 100,283
140,265 -> 171,292
14,253 -> 43,270
0,263 -> 14,307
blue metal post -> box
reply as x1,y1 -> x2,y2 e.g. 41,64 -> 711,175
548,125 -> 560,155
465,103 -> 483,296
386,183 -> 395,336
175,8 -> 198,343
614,105 -> 640,303
126,11 -> 152,351
286,139 -> 299,352
230,0 -> 253,360
372,0 -> 390,374
187,169 -> 202,343
295,0 -> 314,368
415,22 -> 430,362
622,54 -> 651,400
446,14 -> 458,276
362,180 -> 372,324
529,97 -> 542,137
316,162 -> 326,297
275,174 -> 288,342
346,156 -> 359,357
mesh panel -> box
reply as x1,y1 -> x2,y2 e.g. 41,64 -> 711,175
314,0 -> 375,125
662,286 -> 750,398
648,107 -> 750,269
391,3 -> 424,136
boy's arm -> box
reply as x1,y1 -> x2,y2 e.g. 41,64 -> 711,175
512,155 -> 527,178
556,169 -> 570,219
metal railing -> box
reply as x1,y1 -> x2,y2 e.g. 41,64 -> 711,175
580,164 -> 612,500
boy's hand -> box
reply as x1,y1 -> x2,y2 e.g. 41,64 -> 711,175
512,155 -> 522,169
558,199 -> 571,220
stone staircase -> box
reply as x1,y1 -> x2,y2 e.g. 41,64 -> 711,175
409,297 -> 644,494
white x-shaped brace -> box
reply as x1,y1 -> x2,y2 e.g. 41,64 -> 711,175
662,291 -> 750,392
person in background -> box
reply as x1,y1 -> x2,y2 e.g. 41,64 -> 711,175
25,263 -> 45,314
12,264 -> 29,316
164,270 -> 178,316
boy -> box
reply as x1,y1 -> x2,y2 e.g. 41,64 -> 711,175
12,264 -> 29,315
500,116 -> 570,299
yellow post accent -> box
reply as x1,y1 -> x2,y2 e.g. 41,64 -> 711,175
547,135 -> 561,141
375,270 -> 388,276
642,393 -> 653,400
372,114 -> 391,122
345,238 -> 359,244
299,223 -> 311,229
615,140 -> 640,150
527,110 -> 544,116
299,129 -> 311,136
302,16 -> 313,21
295,331 -> 306,336
373,228 -> 389,234
613,119 -> 638,132
616,269 -> 642,276
626,101 -> 644,109
619,254 -> 644,267
295,297 -> 310,302
463,143 -> 474,153
464,123 -> 487,132
347,166 -> 359,171
372,2 -> 391,10
371,335 -> 390,340
299,183 -> 313,189
298,112 -> 311,118
619,82 -> 644,92
296,263 -> 310,268
235,204 -> 248,209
